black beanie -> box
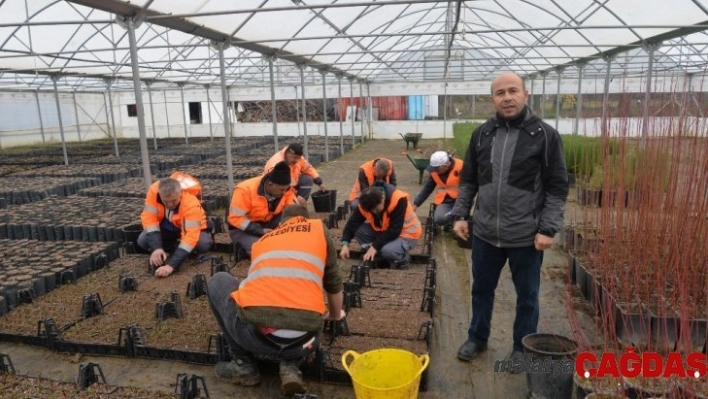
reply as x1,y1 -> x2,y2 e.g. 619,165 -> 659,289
268,161 -> 291,186
287,143 -> 304,156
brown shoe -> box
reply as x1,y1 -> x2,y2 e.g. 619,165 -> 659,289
279,360 -> 306,395
215,356 -> 261,386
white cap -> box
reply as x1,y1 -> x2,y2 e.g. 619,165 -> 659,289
429,151 -> 449,168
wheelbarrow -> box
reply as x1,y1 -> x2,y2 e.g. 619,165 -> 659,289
399,132 -> 423,150
405,152 -> 430,184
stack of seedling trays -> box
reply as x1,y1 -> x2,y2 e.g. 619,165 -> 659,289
0,239 -> 121,320
0,177 -> 103,205
77,178 -> 232,213
0,196 -> 143,241
8,164 -> 145,184
164,164 -> 261,181
75,153 -> 204,173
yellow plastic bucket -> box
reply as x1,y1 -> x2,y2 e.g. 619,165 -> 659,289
342,349 -> 430,399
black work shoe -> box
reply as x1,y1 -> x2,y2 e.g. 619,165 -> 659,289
507,350 -> 526,374
457,340 -> 487,361
280,360 -> 306,396
393,260 -> 410,270
215,357 -> 261,386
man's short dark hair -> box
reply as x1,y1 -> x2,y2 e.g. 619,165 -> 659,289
287,143 -> 304,156
282,204 -> 309,220
359,187 -> 385,212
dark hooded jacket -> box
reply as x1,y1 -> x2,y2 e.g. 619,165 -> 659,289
451,106 -> 568,247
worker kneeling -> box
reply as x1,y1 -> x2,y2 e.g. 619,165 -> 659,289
138,177 -> 213,277
340,184 -> 422,269
207,205 -> 345,396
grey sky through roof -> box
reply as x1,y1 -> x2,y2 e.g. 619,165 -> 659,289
0,0 -> 707,91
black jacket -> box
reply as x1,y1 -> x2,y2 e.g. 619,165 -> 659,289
451,107 -> 568,247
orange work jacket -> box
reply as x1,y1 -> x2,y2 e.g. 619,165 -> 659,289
231,216 -> 327,314
228,176 -> 297,230
358,189 -> 422,240
431,158 -> 464,205
140,181 -> 208,252
263,147 -> 320,187
348,158 -> 395,201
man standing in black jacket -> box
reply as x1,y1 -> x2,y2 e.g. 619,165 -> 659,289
452,72 -> 568,366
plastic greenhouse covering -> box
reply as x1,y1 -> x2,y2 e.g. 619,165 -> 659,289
0,0 -> 706,91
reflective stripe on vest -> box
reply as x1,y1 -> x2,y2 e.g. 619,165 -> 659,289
183,220 -> 201,228
144,205 -> 158,214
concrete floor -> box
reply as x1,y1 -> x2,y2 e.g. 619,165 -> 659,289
0,137 -> 595,398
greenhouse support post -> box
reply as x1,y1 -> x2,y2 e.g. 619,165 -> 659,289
72,92 -> 81,142
35,89 -> 46,144
163,90 -> 171,138
268,58 -> 278,150
217,40 -> 235,193
105,78 -> 119,157
321,69 -> 329,161
126,16 -> 152,190
146,81 -> 157,150
299,64 -> 308,159
51,75 -> 69,166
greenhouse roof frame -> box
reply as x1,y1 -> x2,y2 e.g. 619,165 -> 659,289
0,0 -> 707,92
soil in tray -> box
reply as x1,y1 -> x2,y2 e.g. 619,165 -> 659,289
61,254 -> 248,348
0,263 -> 126,335
143,295 -> 220,352
346,308 -> 431,340
324,335 -> 429,372
60,290 -> 162,345
359,286 -> 425,310
0,373 -> 177,399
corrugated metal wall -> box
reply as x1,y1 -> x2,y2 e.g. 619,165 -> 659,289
337,96 -> 408,121
407,95 -> 425,120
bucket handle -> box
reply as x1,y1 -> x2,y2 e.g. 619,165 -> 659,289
341,351 -> 431,378
416,354 -> 430,378
341,350 -> 360,376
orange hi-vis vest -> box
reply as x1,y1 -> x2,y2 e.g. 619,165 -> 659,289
231,217 -> 327,314
141,180 -> 208,253
263,147 -> 320,187
348,158 -> 395,201
358,189 -> 422,240
228,176 -> 297,230
430,158 -> 464,205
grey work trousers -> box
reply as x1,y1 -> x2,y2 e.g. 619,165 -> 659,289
206,272 -> 320,361
136,229 -> 213,254
296,175 -> 314,201
354,222 -> 417,263
228,217 -> 281,255
433,201 -> 455,226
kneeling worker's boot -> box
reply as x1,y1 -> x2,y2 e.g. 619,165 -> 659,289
279,360 -> 306,396
215,355 -> 261,386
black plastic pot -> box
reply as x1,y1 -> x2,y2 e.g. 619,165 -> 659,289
121,224 -> 150,254
312,190 -> 337,213
522,333 -> 579,399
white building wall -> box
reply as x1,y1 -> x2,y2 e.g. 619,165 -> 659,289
2,72 -> 708,148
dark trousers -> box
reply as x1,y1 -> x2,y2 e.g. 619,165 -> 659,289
468,235 -> 543,352
206,272 -> 320,361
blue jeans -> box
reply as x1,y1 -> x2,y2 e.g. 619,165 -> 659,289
468,236 -> 543,352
